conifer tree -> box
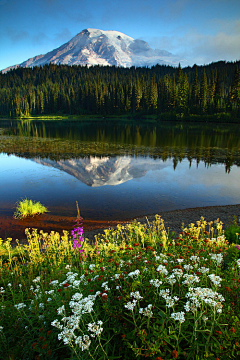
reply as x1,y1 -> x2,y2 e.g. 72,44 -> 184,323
191,66 -> 200,112
200,70 -> 208,113
231,65 -> 240,110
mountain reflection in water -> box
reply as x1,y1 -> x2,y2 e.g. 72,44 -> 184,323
1,119 -> 240,173
34,156 -> 168,187
0,119 -> 240,223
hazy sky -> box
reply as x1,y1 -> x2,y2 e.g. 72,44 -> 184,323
0,0 -> 240,71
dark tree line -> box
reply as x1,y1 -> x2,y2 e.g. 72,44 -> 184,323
0,61 -> 240,119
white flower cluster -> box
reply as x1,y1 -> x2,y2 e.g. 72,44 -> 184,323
72,274 -> 87,289
119,260 -> 125,267
197,267 -> 210,274
101,282 -> 110,291
124,291 -> 143,311
208,274 -> 222,287
45,289 -> 55,295
58,328 -> 77,345
59,271 -> 78,287
130,291 -> 143,300
50,280 -> 59,286
0,287 -> 5,294
57,305 -> 65,315
159,288 -> 170,298
52,291 -> 101,347
124,300 -> 137,311
32,276 -> 41,283
189,256 -> 200,262
183,264 -> 193,271
87,321 -> 103,337
128,269 -> 140,278
51,319 -> 63,330
236,259 -> 240,268
75,335 -> 91,351
182,274 -> 200,286
159,289 -> 179,308
139,304 -> 153,318
69,293 -> 99,315
184,300 -> 199,312
166,274 -> 177,285
157,253 -> 168,261
209,253 -> 223,265
176,258 -> 184,263
89,264 -> 96,270
171,311 -> 185,323
72,293 -> 83,301
150,279 -> 163,288
185,287 -> 225,313
172,268 -> 184,279
14,303 -> 26,310
30,283 -> 42,299
156,264 -> 168,275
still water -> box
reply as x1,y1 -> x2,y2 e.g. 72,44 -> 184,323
1,119 -> 240,221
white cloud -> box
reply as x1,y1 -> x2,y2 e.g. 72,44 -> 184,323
147,18 -> 240,66
180,30 -> 240,65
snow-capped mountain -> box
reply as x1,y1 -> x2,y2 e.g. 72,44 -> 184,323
2,28 -> 182,73
34,155 -> 167,187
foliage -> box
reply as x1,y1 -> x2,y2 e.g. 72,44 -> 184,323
0,61 -> 240,120
224,216 -> 240,244
1,215 -> 240,359
13,198 -> 48,219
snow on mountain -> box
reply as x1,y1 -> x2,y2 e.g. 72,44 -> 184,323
2,28 -> 182,73
33,155 -> 167,187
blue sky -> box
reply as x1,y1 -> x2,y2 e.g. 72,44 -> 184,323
0,0 -> 240,71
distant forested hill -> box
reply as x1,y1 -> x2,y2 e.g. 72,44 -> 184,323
0,61 -> 239,121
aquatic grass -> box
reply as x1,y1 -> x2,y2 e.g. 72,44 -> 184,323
13,198 -> 49,219
0,216 -> 240,359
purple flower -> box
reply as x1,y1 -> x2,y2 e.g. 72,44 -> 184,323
235,245 -> 240,250
72,213 -> 85,251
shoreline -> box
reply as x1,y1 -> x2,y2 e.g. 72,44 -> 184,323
2,203 -> 240,246
84,203 -> 240,242
1,112 -> 239,124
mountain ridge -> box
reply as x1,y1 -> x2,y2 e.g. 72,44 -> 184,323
2,28 -> 182,73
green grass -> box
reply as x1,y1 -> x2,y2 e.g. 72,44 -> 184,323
224,216 -> 240,244
0,113 -> 159,122
13,198 -> 48,219
0,216 -> 240,360
1,111 -> 239,124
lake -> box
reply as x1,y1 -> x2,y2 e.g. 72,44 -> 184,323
1,119 -> 240,239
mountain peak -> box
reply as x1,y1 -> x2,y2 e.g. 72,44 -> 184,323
2,28 -> 182,73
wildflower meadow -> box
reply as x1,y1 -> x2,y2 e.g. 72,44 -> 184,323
0,212 -> 240,360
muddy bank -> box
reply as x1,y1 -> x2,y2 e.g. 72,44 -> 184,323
0,212 -> 130,244
84,204 -> 240,242
1,204 -> 240,245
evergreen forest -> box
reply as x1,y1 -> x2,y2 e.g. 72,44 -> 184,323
0,60 -> 240,121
